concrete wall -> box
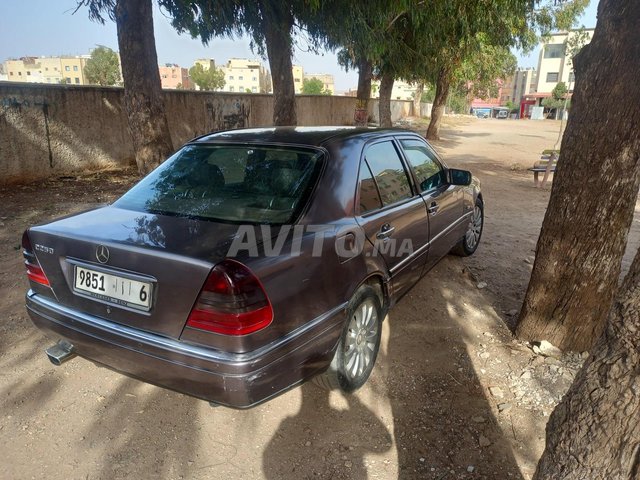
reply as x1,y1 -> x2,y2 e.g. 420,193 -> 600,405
0,82 -> 413,184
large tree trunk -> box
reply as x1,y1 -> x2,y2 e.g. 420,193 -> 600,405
413,80 -> 424,117
354,57 -> 373,126
261,1 -> 296,126
115,0 -> 173,175
378,71 -> 394,128
533,245 -> 640,479
516,0 -> 640,352
426,67 -> 451,140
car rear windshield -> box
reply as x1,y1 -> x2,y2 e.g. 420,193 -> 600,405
114,144 -> 324,224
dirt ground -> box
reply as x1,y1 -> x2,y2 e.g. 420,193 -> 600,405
2,118 -> 639,480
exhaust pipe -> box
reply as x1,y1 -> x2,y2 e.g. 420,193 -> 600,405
45,340 -> 76,366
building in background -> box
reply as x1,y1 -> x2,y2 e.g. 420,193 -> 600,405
219,58 -> 271,93
2,53 -> 108,85
369,79 -> 418,101
292,65 -> 304,94
193,58 -> 216,72
159,63 -> 190,89
535,29 -> 594,94
303,73 -> 335,94
501,67 -> 537,106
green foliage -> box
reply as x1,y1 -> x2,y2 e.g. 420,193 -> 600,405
505,100 -> 518,112
419,87 -> 435,104
84,46 -> 121,86
564,26 -> 591,69
447,92 -> 468,114
552,82 -> 568,100
542,82 -> 569,110
455,39 -> 517,102
301,77 -> 328,95
188,63 -> 225,91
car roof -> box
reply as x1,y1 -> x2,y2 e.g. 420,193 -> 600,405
190,126 -> 420,147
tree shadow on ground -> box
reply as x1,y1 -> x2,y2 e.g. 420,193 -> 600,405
263,383 -> 393,479
81,377 -> 202,480
383,257 -> 526,479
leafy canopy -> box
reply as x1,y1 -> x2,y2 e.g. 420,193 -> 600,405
301,77 -> 328,95
454,39 -> 517,101
84,45 -> 121,86
188,63 -> 225,91
542,81 -> 569,109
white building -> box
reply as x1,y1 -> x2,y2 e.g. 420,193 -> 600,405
535,29 -> 594,93
220,58 -> 271,93
370,79 -> 418,101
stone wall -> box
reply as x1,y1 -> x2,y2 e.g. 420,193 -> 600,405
0,82 -> 413,184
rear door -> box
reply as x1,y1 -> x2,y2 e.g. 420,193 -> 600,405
397,137 -> 464,271
355,139 -> 430,297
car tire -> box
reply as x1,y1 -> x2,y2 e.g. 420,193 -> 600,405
451,198 -> 484,257
314,285 -> 383,393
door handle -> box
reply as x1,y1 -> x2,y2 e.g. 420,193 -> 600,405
376,223 -> 395,240
428,202 -> 439,214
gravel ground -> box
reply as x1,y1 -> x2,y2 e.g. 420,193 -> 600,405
2,117 -> 639,480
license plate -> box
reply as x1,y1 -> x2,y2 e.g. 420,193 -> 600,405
74,266 -> 152,310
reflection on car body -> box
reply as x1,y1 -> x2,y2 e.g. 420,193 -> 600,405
23,126 -> 483,408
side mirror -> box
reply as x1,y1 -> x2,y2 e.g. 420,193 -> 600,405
449,168 -> 472,186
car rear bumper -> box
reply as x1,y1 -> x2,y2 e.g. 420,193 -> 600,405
26,291 -> 346,408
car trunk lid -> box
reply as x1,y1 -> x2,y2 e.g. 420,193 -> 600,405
28,206 -> 251,339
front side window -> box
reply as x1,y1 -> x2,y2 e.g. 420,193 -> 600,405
115,145 -> 323,225
400,139 -> 445,192
364,141 -> 412,206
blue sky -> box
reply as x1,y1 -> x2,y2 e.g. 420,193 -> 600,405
0,1 -> 598,91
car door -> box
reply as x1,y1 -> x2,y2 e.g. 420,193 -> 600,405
355,139 -> 430,298
397,137 -> 464,272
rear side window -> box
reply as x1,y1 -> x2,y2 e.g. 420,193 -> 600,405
358,161 -> 383,214
400,139 -> 445,192
364,141 -> 413,206
114,145 -> 323,224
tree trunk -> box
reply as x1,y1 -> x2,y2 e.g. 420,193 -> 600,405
354,57 -> 372,127
261,1 -> 296,126
533,245 -> 640,479
516,0 -> 640,352
426,67 -> 451,140
115,0 -> 173,175
413,80 -> 424,117
378,71 -> 394,128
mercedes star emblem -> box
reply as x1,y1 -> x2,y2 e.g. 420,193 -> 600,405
96,245 -> 110,264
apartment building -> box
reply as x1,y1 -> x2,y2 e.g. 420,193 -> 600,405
159,64 -> 190,89
369,79 -> 418,101
212,58 -> 271,93
4,55 -> 90,85
292,65 -> 304,94
501,67 -> 537,105
535,29 -> 594,93
194,58 -> 216,72
303,73 -> 335,94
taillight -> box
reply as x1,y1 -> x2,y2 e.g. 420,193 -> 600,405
22,231 -> 50,287
186,260 -> 273,336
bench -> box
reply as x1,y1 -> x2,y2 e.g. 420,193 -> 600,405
528,154 -> 558,188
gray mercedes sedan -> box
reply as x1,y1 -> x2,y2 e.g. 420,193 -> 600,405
23,127 -> 483,408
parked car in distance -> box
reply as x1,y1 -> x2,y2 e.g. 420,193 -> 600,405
497,110 -> 509,119
23,127 -> 483,408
